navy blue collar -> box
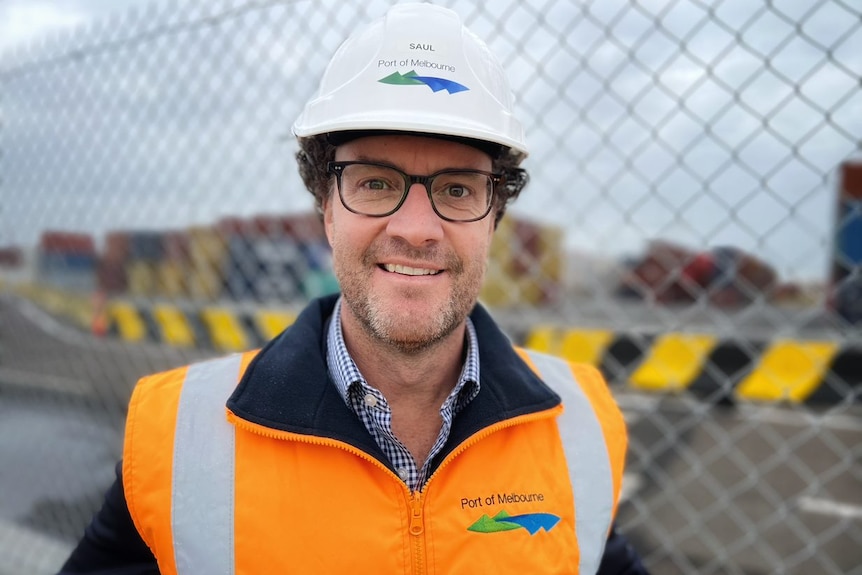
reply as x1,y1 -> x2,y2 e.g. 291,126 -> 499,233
227,294 -> 560,468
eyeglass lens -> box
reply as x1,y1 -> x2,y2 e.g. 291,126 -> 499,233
337,163 -> 493,221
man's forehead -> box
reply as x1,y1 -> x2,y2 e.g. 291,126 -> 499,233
328,130 -> 502,159
333,134 -> 494,170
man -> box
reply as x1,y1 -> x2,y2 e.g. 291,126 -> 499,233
61,3 -> 647,573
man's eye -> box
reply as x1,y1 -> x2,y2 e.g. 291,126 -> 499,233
446,185 -> 469,198
363,179 -> 390,190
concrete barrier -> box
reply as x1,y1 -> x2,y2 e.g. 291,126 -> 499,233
524,325 -> 861,405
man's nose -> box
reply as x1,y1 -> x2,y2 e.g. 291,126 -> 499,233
384,183 -> 445,245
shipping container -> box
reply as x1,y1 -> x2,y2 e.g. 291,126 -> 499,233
480,259 -> 519,308
617,241 -> 776,307
188,226 -> 228,301
299,240 -> 333,272
158,260 -> 188,298
282,213 -> 327,243
37,252 -> 97,292
189,225 -> 228,263
836,201 -> 862,267
187,265 -> 224,301
127,260 -> 159,297
832,162 -> 862,323
481,217 -> 518,307
301,270 -> 340,300
535,224 -> 564,305
225,235 -> 304,302
104,231 -> 130,262
617,240 -> 699,303
129,231 -> 165,262
480,216 -> 564,307
708,247 -> 777,307
163,231 -> 190,262
39,231 -> 96,255
96,258 -> 128,294
0,246 -> 23,268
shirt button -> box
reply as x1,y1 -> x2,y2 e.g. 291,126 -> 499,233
397,467 -> 409,481
363,394 -> 378,408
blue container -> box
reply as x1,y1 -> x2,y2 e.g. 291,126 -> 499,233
225,236 -> 303,302
299,241 -> 333,272
38,252 -> 96,291
837,200 -> 862,265
129,231 -> 165,262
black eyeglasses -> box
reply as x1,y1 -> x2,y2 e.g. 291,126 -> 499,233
327,161 -> 501,223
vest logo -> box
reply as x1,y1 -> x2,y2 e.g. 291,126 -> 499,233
378,70 -> 469,94
468,510 -> 561,535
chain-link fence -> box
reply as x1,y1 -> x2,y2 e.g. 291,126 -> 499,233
1,0 -> 861,573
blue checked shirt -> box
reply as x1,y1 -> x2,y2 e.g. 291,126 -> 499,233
326,297 -> 480,492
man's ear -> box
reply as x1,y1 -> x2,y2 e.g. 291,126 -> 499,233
321,196 -> 334,245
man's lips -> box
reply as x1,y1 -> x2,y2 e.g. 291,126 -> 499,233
380,263 -> 443,276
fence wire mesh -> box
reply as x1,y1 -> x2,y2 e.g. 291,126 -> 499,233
1,1 -> 861,574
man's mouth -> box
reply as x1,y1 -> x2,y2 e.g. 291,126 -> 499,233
381,263 -> 442,276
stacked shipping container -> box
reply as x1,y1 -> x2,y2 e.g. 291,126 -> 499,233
31,213 -> 565,309
832,162 -> 862,323
480,216 -> 564,307
187,226 -> 227,301
37,232 -> 97,292
617,240 -> 778,307
98,232 -> 129,294
88,213 -> 338,304
222,213 -> 337,302
0,247 -> 24,268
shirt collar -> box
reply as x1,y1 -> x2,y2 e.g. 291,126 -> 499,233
326,297 -> 480,411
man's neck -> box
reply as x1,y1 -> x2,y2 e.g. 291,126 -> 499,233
340,312 -> 466,413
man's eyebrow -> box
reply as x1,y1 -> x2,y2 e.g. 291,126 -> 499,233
346,155 -> 488,172
350,155 -> 397,166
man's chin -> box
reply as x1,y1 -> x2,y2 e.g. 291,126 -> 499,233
368,311 -> 455,353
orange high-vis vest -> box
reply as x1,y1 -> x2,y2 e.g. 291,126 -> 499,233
123,347 -> 626,574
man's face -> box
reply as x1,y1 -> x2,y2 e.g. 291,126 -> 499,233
323,134 -> 496,354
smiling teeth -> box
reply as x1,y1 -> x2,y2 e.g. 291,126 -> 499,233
384,264 -> 440,276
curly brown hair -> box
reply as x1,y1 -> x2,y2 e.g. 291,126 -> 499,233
295,134 -> 528,228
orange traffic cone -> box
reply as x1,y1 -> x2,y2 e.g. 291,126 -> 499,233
91,290 -> 108,337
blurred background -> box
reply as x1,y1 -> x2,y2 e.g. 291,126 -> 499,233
0,0 -> 860,573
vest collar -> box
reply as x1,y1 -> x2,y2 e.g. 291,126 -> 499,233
226,294 -> 561,464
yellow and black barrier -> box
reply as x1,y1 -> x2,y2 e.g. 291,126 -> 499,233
9,285 -> 860,406
525,326 -> 861,406
104,300 -> 299,352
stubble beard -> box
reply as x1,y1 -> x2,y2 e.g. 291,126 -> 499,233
335,240 -> 486,355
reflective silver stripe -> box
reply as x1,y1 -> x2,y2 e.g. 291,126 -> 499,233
525,350 -> 614,575
172,354 -> 242,575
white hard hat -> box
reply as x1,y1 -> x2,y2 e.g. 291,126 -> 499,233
292,3 -> 528,157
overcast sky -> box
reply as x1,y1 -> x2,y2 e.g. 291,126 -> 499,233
1,0 -> 860,281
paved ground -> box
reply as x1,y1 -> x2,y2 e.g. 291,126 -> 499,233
1,294 -> 860,574
617,393 -> 862,574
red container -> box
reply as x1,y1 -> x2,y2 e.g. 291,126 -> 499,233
282,213 -> 326,243
96,258 -> 128,294
841,162 -> 862,200
163,231 -> 190,262
104,231 -> 130,263
620,241 -> 701,303
0,247 -> 23,267
39,231 -> 96,256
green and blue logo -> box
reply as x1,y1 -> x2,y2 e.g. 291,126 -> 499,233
378,70 -> 469,94
468,510 -> 561,535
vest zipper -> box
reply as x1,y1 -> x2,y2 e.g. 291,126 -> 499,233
409,491 -> 425,575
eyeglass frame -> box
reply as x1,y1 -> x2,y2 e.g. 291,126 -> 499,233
326,160 -> 503,223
